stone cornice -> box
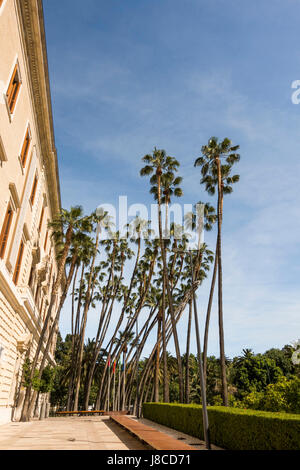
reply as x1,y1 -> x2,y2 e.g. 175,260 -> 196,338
16,0 -> 61,222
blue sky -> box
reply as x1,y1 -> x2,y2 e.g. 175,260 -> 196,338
43,0 -> 300,358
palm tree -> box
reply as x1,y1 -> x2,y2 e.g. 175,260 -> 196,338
67,233 -> 97,410
114,330 -> 135,411
185,298 -> 193,404
81,216 -> 117,410
27,231 -> 95,417
73,209 -> 110,411
21,206 -> 88,421
140,148 -> 184,403
184,202 -> 216,390
94,235 -> 135,409
194,137 -> 240,406
160,173 -> 182,403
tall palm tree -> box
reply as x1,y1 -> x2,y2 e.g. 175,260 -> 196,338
184,202 -> 216,389
83,240 -> 126,409
73,210 -> 109,411
27,231 -> 95,417
140,148 -> 184,403
94,236 -> 134,409
21,206 -> 88,421
185,298 -> 193,404
194,137 -> 240,406
67,233 -> 97,410
160,173 -> 182,403
114,330 -> 135,411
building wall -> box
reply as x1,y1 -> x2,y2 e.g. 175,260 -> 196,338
0,0 -> 62,424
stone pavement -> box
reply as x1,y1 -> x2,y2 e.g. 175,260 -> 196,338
0,416 -> 147,450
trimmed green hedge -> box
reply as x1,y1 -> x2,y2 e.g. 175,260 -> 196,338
142,403 -> 300,450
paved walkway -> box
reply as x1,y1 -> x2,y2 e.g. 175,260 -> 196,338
0,417 -> 147,450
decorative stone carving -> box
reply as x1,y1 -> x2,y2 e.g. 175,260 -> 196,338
36,255 -> 50,284
16,333 -> 32,354
32,243 -> 41,266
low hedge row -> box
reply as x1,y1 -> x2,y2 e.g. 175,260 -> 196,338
142,403 -> 300,450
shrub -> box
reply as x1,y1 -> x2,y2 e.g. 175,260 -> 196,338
240,390 -> 264,410
142,402 -> 300,450
242,376 -> 300,413
213,393 -> 237,407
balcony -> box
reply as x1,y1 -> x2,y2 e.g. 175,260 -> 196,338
18,285 -> 42,327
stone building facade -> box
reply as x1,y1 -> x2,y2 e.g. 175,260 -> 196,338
0,0 -> 62,424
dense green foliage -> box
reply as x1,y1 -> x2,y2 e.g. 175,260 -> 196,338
147,345 -> 300,413
240,376 -> 300,413
23,358 -> 55,393
51,335 -> 300,414
50,332 -> 107,408
142,402 -> 300,450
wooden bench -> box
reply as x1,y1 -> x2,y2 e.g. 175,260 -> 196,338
110,415 -> 196,451
55,410 -> 105,417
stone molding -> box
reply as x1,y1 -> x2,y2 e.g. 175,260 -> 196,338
16,0 -> 61,224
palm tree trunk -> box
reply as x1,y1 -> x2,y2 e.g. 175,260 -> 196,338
154,312 -> 161,402
203,239 -> 218,383
27,253 -> 79,416
185,298 -> 192,404
73,229 -> 100,411
21,226 -> 73,421
95,242 -> 141,410
67,263 -> 84,410
83,249 -> 120,409
157,170 -> 184,402
216,157 -> 228,406
162,213 -> 169,403
122,351 -> 126,411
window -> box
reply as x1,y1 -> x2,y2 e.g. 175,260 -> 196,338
35,284 -> 40,303
20,127 -> 31,168
28,265 -> 34,289
44,231 -> 48,251
30,174 -> 38,205
13,239 -> 24,284
40,297 -> 44,317
6,64 -> 21,114
0,135 -> 7,163
0,204 -> 13,259
38,206 -> 45,233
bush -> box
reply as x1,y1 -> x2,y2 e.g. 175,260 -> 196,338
242,376 -> 300,413
142,402 -> 300,450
